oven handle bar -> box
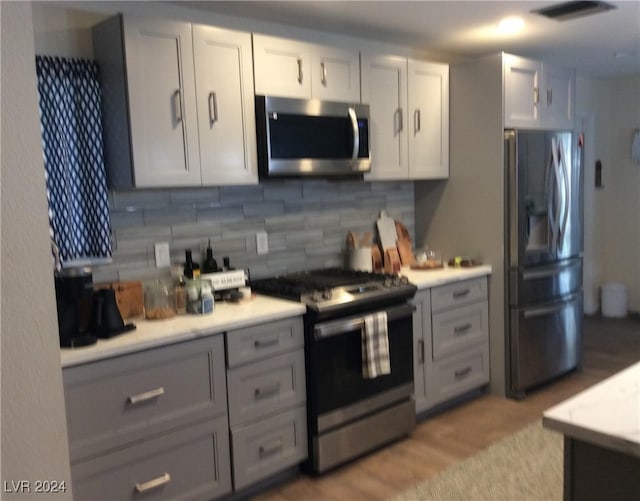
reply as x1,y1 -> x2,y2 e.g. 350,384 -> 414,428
314,303 -> 415,339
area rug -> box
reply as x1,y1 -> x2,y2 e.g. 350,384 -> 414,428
389,421 -> 563,501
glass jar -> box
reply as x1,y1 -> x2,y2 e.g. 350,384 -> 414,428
144,280 -> 177,320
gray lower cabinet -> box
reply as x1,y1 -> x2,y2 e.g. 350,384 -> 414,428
226,317 -> 308,491
71,416 -> 231,501
414,276 -> 490,413
63,334 -> 232,500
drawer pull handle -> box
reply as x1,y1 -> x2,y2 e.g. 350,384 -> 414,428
135,472 -> 171,493
127,387 -> 165,405
454,323 -> 472,334
454,366 -> 472,379
452,289 -> 470,299
255,384 -> 280,400
259,439 -> 283,458
254,337 -> 279,349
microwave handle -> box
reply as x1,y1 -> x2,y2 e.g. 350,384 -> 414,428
348,107 -> 359,162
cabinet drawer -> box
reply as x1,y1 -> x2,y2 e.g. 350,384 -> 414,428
64,335 -> 227,461
231,406 -> 307,491
429,345 -> 490,406
432,301 -> 489,359
431,277 -> 487,313
71,415 -> 231,501
227,317 -> 304,368
227,349 -> 306,426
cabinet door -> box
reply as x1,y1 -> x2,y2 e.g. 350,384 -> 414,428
542,64 -> 575,130
310,46 -> 360,102
407,60 -> 449,179
123,17 -> 201,187
412,289 -> 433,414
71,416 -> 231,501
504,54 -> 541,128
253,34 -> 311,98
193,25 -> 258,185
362,53 -> 409,180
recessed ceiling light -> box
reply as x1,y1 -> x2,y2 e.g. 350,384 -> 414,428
498,16 -> 524,34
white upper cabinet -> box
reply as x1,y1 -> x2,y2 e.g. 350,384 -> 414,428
124,17 -> 202,187
362,53 -> 449,180
503,53 -> 575,130
503,54 -> 541,128
361,54 -> 408,180
309,45 -> 360,102
542,63 -> 575,130
253,34 -> 360,102
408,60 -> 449,179
93,15 -> 257,188
193,25 -> 257,185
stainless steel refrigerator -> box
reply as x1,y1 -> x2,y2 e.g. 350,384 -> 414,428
505,130 -> 583,399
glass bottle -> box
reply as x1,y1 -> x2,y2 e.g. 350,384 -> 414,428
184,249 -> 200,279
202,239 -> 218,273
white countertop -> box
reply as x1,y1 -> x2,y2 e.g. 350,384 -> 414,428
400,264 -> 492,290
60,295 -> 305,368
60,265 -> 492,368
543,361 -> 640,458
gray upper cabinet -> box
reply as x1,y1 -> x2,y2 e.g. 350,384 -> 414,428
503,53 -> 575,130
362,53 -> 449,180
253,33 -> 360,102
93,15 -> 257,189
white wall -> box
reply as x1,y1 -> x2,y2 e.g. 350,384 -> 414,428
576,76 -> 640,314
576,77 -> 611,314
603,77 -> 640,312
1,1 -> 73,498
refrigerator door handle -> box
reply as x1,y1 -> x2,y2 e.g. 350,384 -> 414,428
522,259 -> 580,280
557,138 -> 570,252
550,137 -> 564,254
523,293 -> 581,319
546,141 -> 557,253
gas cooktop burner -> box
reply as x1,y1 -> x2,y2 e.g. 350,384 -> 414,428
251,268 -> 416,313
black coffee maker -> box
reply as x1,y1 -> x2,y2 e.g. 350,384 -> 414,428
54,267 -> 97,348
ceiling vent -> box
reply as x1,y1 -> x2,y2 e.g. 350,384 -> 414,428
532,1 -> 617,21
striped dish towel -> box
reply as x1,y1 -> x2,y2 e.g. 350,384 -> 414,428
362,312 -> 391,379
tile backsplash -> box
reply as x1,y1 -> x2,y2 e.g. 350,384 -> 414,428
92,180 -> 415,284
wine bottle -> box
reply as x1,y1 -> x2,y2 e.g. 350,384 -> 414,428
202,239 -> 218,273
184,249 -> 201,279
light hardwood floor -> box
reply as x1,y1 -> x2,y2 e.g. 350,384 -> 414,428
251,315 -> 640,501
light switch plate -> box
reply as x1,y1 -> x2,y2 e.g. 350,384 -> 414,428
256,231 -> 269,255
154,242 -> 171,268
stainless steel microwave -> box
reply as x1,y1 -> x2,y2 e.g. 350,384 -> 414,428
255,95 -> 371,178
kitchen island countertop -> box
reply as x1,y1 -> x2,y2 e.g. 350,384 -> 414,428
543,360 -> 640,458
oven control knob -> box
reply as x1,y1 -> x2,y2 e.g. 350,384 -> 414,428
311,290 -> 323,302
384,278 -> 394,287
322,288 -> 332,300
399,276 -> 409,285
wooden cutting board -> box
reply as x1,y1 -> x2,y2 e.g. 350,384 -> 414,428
397,237 -> 415,266
376,211 -> 398,251
394,220 -> 415,266
95,280 -> 143,319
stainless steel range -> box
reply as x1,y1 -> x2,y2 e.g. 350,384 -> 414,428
251,268 -> 417,473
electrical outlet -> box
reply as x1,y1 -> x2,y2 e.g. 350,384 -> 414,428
154,242 -> 171,268
256,231 -> 269,255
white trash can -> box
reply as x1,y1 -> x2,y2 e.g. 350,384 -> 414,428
601,283 -> 628,318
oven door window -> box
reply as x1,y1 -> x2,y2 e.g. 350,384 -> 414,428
309,314 -> 413,418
